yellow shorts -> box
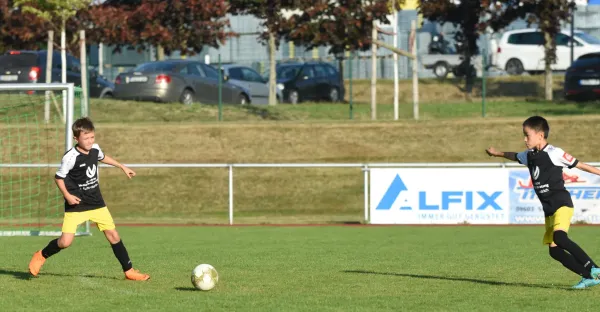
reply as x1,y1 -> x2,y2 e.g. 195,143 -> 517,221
62,207 -> 115,234
543,206 -> 574,245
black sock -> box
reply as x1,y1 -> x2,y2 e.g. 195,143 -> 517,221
553,231 -> 596,271
111,240 -> 133,272
549,246 -> 592,278
41,239 -> 62,259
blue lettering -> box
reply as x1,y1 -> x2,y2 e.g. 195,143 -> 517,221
419,192 -> 438,210
416,191 -> 502,210
478,191 -> 502,210
570,189 -> 583,199
583,190 -> 595,200
441,191 -> 462,210
520,189 -> 537,200
466,191 -> 473,210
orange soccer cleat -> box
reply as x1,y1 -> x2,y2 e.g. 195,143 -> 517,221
28,250 -> 46,276
125,268 -> 150,281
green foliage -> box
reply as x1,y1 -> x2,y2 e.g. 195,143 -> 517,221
14,0 -> 90,25
83,0 -> 233,56
285,0 -> 397,55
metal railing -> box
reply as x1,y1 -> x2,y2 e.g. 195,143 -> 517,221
2,162 -> 599,224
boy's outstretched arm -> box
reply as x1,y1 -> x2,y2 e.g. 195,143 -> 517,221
486,147 -> 519,162
100,155 -> 136,179
576,162 -> 600,176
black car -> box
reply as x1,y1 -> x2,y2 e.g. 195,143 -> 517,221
565,52 -> 600,101
0,50 -> 114,98
270,61 -> 345,104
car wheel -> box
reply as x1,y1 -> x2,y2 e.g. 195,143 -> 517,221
101,92 -> 113,99
239,93 -> 249,105
505,59 -> 524,76
179,89 -> 194,105
328,87 -> 340,102
289,90 -> 299,104
433,62 -> 449,78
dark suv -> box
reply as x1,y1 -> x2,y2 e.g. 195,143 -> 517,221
0,50 -> 114,98
271,61 -> 344,104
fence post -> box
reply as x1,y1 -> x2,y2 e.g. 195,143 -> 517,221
349,53 -> 353,120
218,54 -> 223,122
482,48 -> 487,118
229,165 -> 233,225
363,165 -> 369,223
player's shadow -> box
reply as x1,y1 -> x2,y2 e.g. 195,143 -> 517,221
0,269 -> 33,280
0,268 -> 120,281
343,270 -> 569,290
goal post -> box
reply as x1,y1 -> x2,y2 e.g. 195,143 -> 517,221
0,83 -> 91,236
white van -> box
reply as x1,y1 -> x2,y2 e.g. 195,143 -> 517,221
494,28 -> 600,75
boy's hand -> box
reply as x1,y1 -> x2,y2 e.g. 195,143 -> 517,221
486,147 -> 501,157
122,166 -> 136,179
66,194 -> 81,205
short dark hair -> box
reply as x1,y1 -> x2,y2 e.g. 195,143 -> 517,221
523,116 -> 549,139
72,117 -> 95,138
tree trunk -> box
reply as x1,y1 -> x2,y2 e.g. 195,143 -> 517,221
61,21 -> 67,122
79,30 -> 88,117
268,31 -> 277,106
544,31 -> 553,101
61,22 -> 66,84
45,30 -> 54,123
371,20 -> 377,120
157,45 -> 165,61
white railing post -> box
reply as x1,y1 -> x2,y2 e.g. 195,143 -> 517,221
363,165 -> 369,223
229,165 -> 233,225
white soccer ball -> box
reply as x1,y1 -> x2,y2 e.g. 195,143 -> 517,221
191,264 -> 219,291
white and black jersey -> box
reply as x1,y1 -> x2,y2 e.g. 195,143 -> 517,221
516,144 -> 578,217
55,143 -> 106,212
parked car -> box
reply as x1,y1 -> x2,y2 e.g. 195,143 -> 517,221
494,28 -> 600,75
564,52 -> 600,101
218,64 -> 282,104
114,60 -> 251,105
266,61 -> 345,104
0,50 -> 114,98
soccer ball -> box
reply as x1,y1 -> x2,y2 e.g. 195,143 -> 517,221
191,264 -> 219,291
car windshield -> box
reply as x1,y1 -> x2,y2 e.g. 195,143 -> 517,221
0,54 -> 37,67
133,62 -> 177,73
574,54 -> 600,67
264,65 -> 302,80
575,32 -> 600,45
277,66 -> 302,79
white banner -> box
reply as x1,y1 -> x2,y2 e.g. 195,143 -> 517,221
370,168 -> 510,224
509,168 -> 600,224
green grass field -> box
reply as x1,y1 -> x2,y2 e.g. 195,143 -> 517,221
3,78 -> 600,310
2,226 -> 600,311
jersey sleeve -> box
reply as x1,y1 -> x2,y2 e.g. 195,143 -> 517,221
548,147 -> 579,169
55,151 -> 77,179
93,143 -> 105,161
516,150 -> 528,165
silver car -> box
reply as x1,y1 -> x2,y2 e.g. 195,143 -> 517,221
114,60 -> 251,105
219,64 -> 282,105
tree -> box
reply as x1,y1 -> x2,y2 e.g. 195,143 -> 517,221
229,0 -> 297,106
83,0 -> 233,60
284,0 -> 397,79
419,0 -> 487,99
485,0 -> 572,101
14,0 -> 91,85
0,0 -> 50,52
